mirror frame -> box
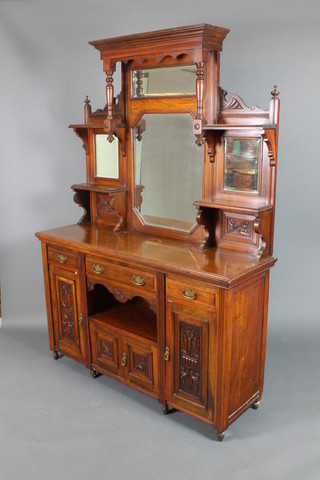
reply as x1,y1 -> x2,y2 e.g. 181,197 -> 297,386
132,112 -> 203,233
88,126 -> 126,187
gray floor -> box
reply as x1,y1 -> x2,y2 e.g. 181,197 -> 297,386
0,316 -> 319,480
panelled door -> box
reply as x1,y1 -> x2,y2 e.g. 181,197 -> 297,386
165,301 -> 216,422
49,265 -> 85,362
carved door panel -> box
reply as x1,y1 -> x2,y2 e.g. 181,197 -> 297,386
165,301 -> 216,421
123,336 -> 159,394
89,320 -> 123,379
49,266 -> 85,362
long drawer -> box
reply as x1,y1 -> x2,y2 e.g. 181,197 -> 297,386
85,256 -> 156,293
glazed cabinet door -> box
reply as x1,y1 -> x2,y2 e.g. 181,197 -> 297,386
165,301 -> 216,422
49,265 -> 85,362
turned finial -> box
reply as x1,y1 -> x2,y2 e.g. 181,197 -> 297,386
271,85 -> 279,98
84,95 -> 91,123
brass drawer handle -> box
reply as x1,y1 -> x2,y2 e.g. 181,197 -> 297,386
92,264 -> 104,275
57,254 -> 67,264
164,346 -> 170,361
132,275 -> 145,287
121,352 -> 127,367
182,288 -> 197,300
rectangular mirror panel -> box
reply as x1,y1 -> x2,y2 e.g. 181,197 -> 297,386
95,135 -> 119,179
223,137 -> 261,193
131,65 -> 197,98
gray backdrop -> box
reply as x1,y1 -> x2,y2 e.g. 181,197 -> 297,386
1,0 -> 319,327
0,2 -> 319,478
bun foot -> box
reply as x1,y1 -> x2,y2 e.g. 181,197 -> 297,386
217,431 -> 225,442
90,369 -> 102,379
251,400 -> 260,410
162,404 -> 169,415
162,403 -> 176,415
52,350 -> 62,360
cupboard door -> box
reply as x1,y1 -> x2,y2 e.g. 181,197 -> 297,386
90,320 -> 122,379
165,301 -> 215,421
49,265 -> 85,362
123,336 -> 159,394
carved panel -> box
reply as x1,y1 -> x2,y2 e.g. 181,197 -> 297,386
59,282 -> 76,342
222,212 -> 255,243
133,352 -> 148,375
179,322 -> 201,398
93,328 -> 120,373
126,342 -> 155,391
100,339 -> 113,360
95,192 -> 126,232
227,218 -> 252,238
98,194 -> 116,215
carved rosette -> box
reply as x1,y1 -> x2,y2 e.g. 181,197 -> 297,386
100,339 -> 113,360
179,322 -> 201,398
133,352 -> 148,375
59,282 -> 76,342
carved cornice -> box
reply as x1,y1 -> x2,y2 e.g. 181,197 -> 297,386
89,24 -> 229,67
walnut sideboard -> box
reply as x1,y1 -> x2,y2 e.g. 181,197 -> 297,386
36,24 -> 280,441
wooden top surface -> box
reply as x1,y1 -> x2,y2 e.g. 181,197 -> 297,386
36,224 -> 276,288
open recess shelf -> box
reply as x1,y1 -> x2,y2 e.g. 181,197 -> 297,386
89,297 -> 157,344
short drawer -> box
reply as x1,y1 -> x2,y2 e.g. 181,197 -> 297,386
166,275 -> 218,310
47,246 -> 78,271
86,257 -> 156,292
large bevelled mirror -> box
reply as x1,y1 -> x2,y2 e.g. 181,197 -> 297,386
134,113 -> 203,232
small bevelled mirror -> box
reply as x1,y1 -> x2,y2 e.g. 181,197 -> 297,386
95,134 -> 119,179
131,65 -> 197,97
134,113 -> 203,232
224,137 -> 261,193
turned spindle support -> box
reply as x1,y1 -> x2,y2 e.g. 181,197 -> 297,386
84,95 -> 91,123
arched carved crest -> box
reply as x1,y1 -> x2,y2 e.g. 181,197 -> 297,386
219,88 -> 267,114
